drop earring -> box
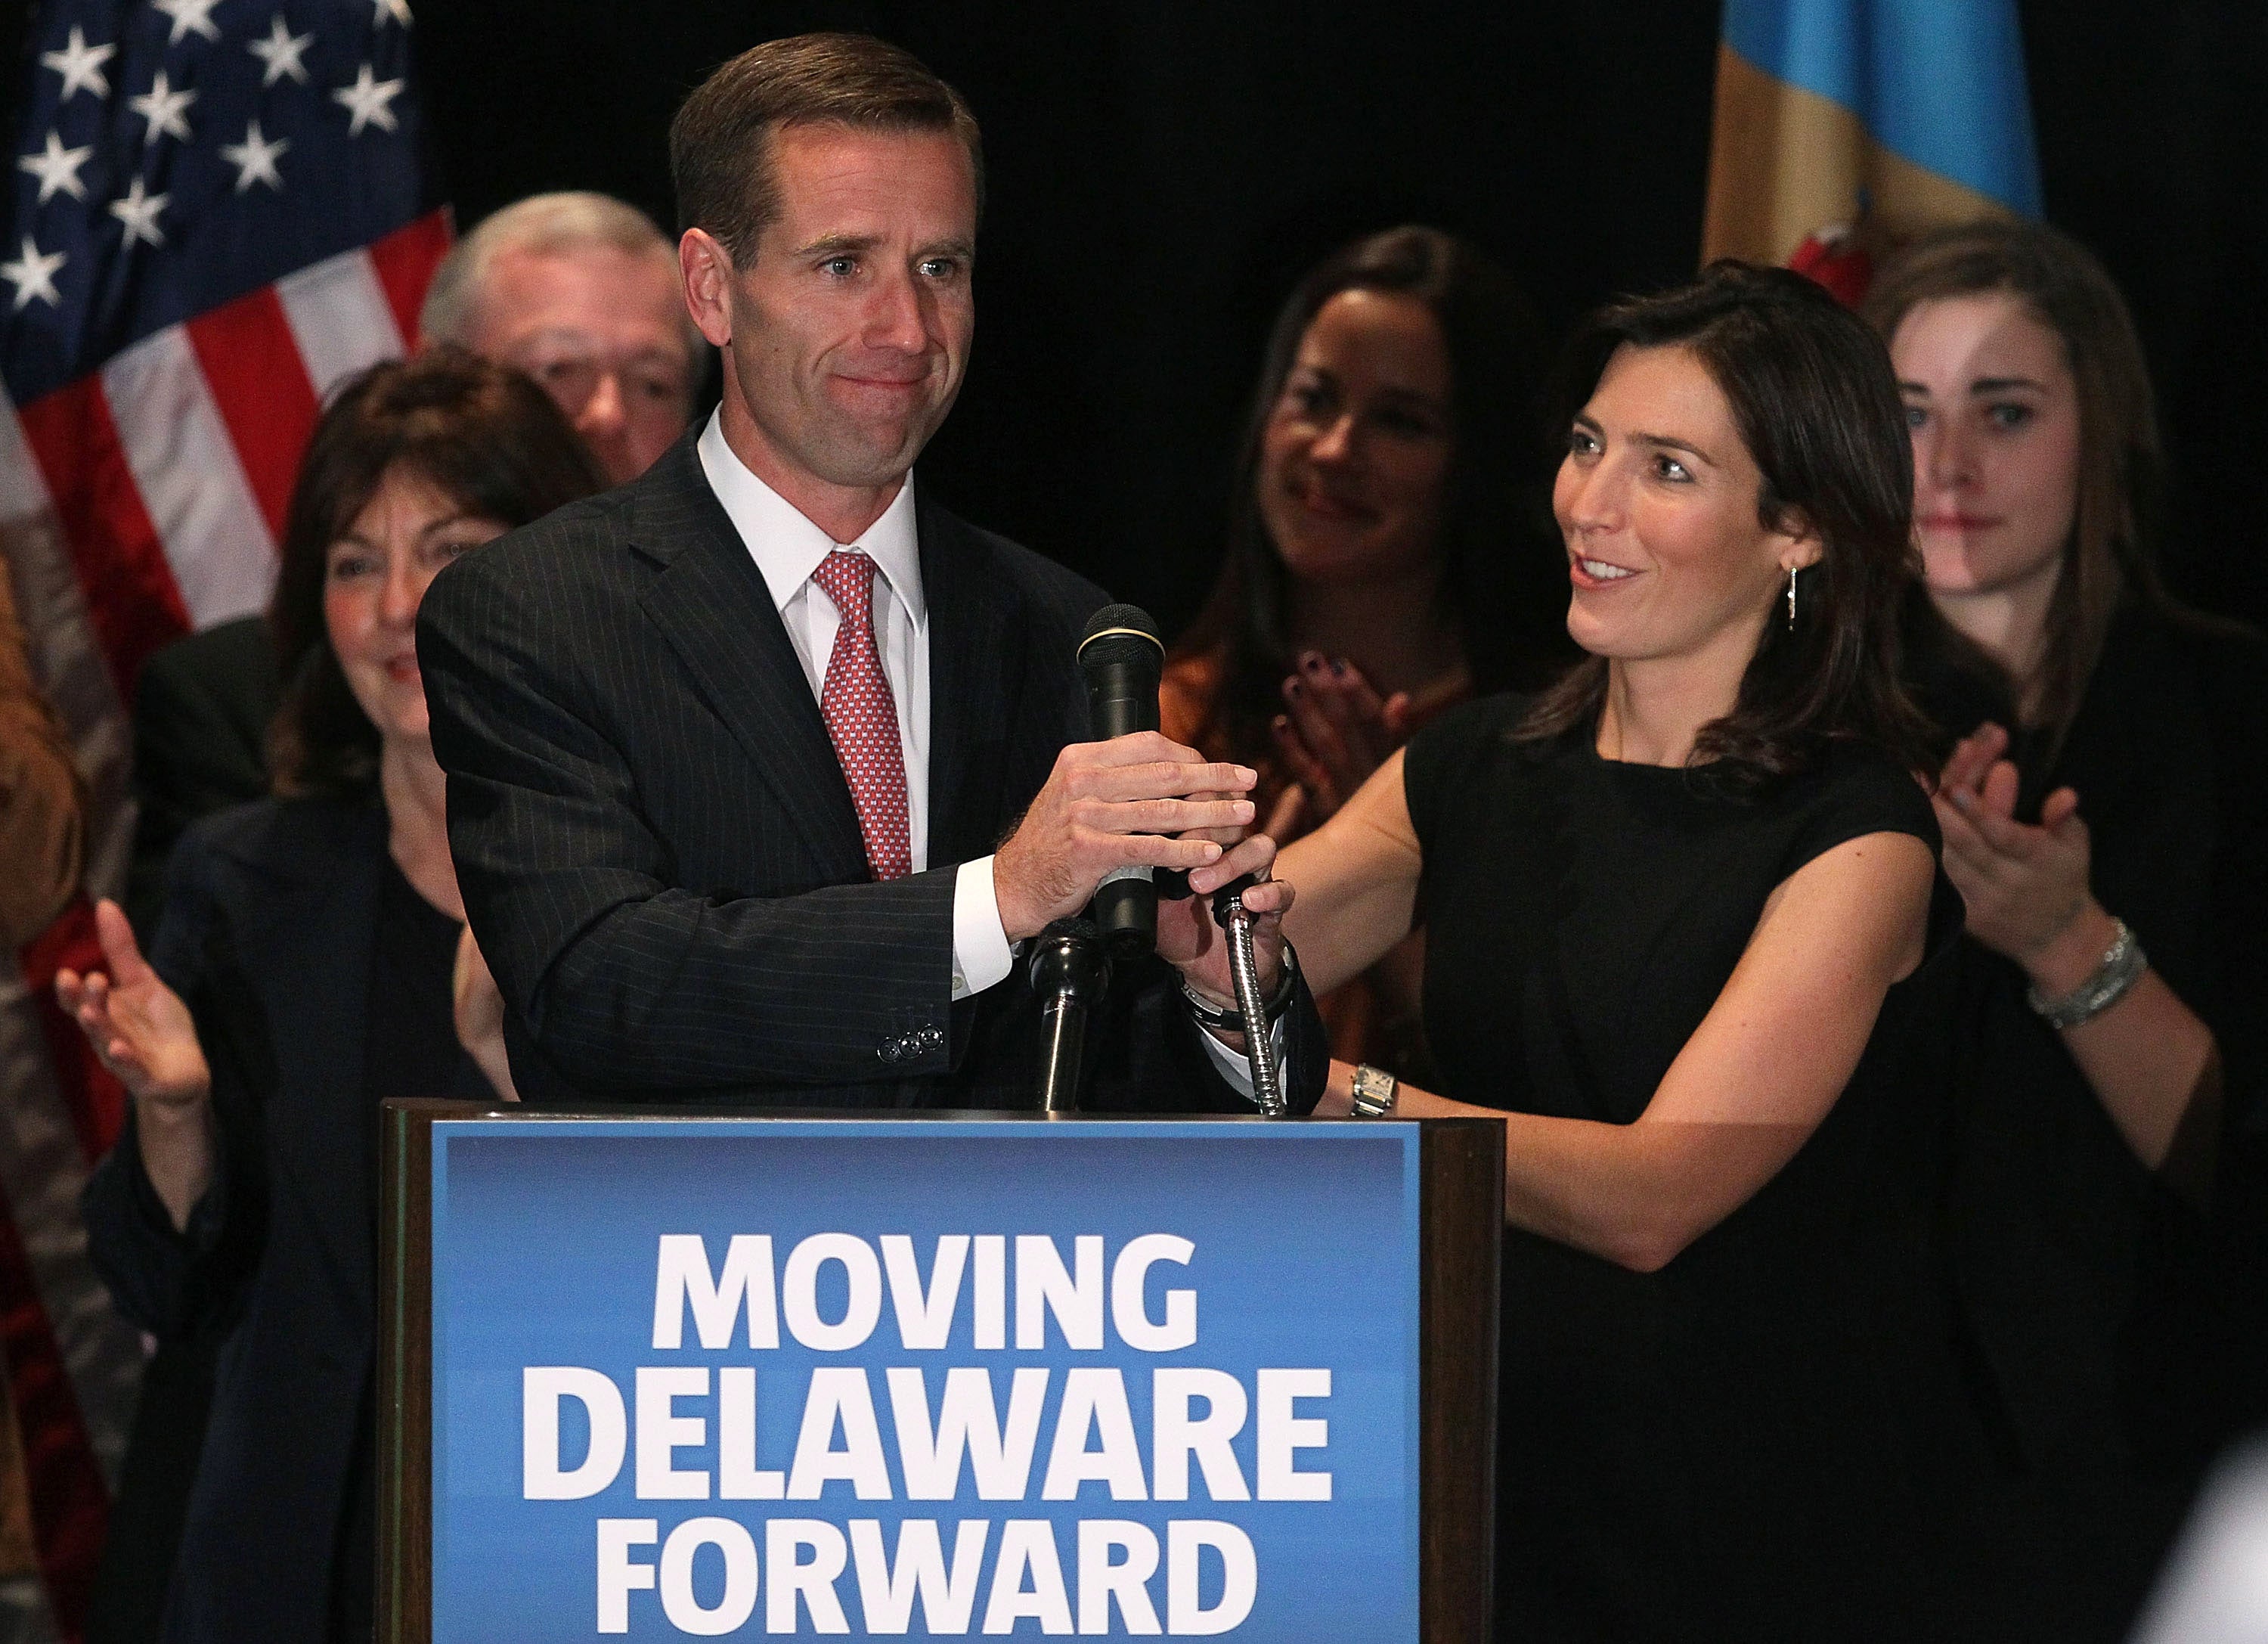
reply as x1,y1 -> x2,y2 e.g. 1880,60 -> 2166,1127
1785,566 -> 1797,629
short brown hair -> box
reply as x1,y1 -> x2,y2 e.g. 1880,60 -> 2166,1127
1864,219 -> 2164,742
268,349 -> 601,798
670,33 -> 984,265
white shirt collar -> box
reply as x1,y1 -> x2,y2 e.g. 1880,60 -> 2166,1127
696,407 -> 924,625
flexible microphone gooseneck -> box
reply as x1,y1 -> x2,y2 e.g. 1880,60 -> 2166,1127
1076,603 -> 1167,960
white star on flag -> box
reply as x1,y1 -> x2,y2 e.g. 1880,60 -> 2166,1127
372,0 -> 412,26
128,70 -> 197,144
333,63 -> 406,136
39,26 -> 115,101
152,0 -> 224,45
2,237 -> 67,311
246,15 -> 315,86
18,131 -> 95,204
218,119 -> 289,192
109,176 -> 168,247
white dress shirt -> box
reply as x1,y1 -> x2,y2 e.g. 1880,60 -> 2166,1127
696,411 -> 1275,1097
697,411 -> 1012,1000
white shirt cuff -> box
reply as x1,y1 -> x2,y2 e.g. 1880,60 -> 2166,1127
1198,1014 -> 1290,1103
950,855 -> 1015,1001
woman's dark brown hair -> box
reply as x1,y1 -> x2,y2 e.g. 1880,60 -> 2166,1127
268,347 -> 601,797
1173,225 -> 1576,764
1520,261 -> 1933,790
1864,218 -> 2171,743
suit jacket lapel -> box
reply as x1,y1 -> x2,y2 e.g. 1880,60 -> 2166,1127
919,494 -> 1018,866
630,439 -> 867,882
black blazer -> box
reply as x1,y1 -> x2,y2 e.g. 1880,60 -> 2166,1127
125,616 -> 280,938
82,798 -> 389,1643
418,434 -> 1320,1110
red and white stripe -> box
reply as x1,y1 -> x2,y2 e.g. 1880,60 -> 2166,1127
8,209 -> 448,692
0,206 -> 449,1639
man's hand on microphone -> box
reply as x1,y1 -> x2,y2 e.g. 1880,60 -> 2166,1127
993,732 -> 1258,943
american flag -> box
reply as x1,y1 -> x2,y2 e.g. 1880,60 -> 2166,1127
0,1 -> 448,1634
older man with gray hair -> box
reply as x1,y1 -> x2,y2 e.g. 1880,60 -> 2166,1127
421,191 -> 702,485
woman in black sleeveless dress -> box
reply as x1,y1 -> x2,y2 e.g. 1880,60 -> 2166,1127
1269,267 -> 1996,1638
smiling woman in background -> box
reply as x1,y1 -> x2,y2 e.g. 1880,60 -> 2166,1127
1870,218 -> 2268,1639
1163,225 -> 1573,1074
59,350 -> 598,1643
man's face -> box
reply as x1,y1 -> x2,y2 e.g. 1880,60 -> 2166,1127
463,243 -> 694,485
704,124 -> 977,495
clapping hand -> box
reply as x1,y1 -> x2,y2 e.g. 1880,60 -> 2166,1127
53,898 -> 210,1109
1270,652 -> 1412,833
1932,722 -> 2098,966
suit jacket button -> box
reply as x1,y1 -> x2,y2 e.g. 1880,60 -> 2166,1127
878,1040 -> 901,1063
920,1026 -> 944,1050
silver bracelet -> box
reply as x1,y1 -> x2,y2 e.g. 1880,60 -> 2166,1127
1182,941 -> 1297,1035
2026,917 -> 2147,1030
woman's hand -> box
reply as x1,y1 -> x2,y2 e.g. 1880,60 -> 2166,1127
1271,653 -> 1412,828
452,926 -> 519,1103
1932,723 -> 2101,977
53,898 -> 209,1111
1155,833 -> 1295,1021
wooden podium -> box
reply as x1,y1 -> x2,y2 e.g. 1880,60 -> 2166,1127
380,1104 -> 1501,1641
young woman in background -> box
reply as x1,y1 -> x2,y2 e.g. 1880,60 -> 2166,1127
1871,218 -> 2268,1639
1164,225 -> 1573,1073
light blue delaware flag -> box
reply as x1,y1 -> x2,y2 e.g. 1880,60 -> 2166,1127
1703,0 -> 2043,297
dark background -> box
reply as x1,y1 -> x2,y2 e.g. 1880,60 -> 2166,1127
8,2 -> 2264,638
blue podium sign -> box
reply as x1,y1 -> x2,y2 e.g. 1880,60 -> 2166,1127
427,1118 -> 1423,1640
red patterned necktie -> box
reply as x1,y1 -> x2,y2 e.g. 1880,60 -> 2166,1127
809,549 -> 912,881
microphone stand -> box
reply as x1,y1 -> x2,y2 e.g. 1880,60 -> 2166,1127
1027,919 -> 1111,1114
1214,883 -> 1286,1118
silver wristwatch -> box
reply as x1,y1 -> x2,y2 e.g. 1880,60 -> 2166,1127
1349,1062 -> 1399,1118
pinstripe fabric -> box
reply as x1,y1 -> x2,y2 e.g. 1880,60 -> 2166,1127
417,433 -> 1315,1110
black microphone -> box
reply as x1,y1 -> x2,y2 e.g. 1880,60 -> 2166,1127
1077,603 -> 1167,959
1026,917 -> 1111,1113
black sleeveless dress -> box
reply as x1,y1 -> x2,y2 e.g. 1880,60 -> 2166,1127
1404,696 -> 1994,1641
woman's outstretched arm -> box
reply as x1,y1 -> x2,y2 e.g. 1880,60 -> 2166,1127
1315,830 -> 1935,1272
1277,748 -> 1426,995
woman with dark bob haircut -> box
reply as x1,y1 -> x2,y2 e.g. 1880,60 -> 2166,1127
1261,264 -> 1997,1635
1871,218 -> 2268,1638
59,348 -> 600,1642
1163,225 -> 1576,1072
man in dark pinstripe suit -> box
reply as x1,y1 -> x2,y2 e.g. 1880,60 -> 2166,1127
418,35 -> 1319,1109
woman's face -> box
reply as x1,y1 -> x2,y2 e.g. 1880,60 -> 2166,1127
1256,288 -> 1453,585
1553,343 -> 1818,667
324,464 -> 508,747
1889,292 -> 2081,601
